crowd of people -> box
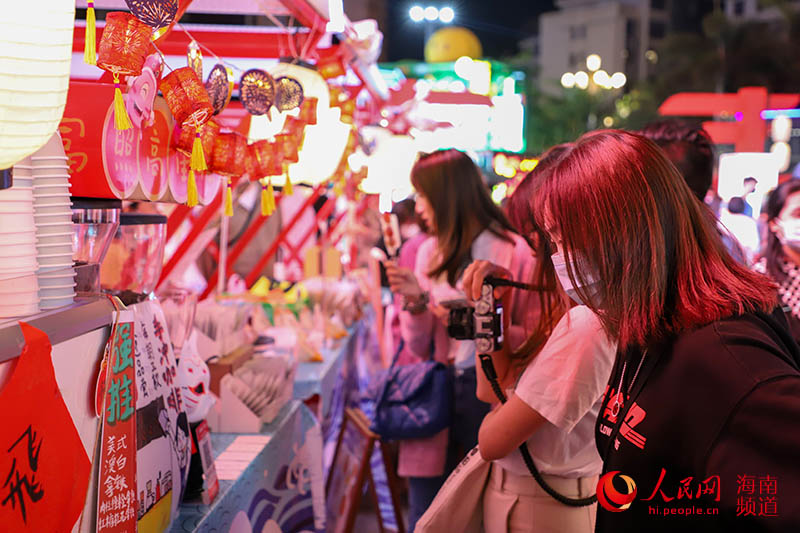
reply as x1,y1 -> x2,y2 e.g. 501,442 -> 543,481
381,120 -> 800,532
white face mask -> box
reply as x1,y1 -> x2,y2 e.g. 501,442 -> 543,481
778,219 -> 800,251
550,251 -> 600,304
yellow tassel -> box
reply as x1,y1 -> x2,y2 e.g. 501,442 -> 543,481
284,174 -> 294,196
267,179 -> 276,213
261,182 -> 273,216
113,76 -> 131,131
224,179 -> 233,217
84,1 -> 97,65
187,169 -> 199,207
191,130 -> 207,171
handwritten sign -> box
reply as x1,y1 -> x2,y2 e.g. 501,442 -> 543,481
97,315 -> 138,533
133,300 -> 191,532
0,323 -> 91,532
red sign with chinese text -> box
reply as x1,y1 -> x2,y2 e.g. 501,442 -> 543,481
97,315 -> 138,533
0,323 -> 91,532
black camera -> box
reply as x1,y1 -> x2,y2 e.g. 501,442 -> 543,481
447,281 -> 504,354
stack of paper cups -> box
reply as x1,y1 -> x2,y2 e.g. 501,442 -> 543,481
0,174 -> 39,317
32,133 -> 75,310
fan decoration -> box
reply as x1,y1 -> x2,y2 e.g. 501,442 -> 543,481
240,69 -> 276,116
187,41 -> 203,80
159,66 -> 214,206
205,64 -> 234,115
125,0 -> 178,28
96,12 -> 154,131
275,77 -> 304,111
251,140 -> 283,215
210,133 -> 247,216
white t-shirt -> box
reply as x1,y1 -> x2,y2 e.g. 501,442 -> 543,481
494,305 -> 616,478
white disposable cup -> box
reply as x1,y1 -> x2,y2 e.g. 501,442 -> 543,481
0,302 -> 40,317
37,263 -> 73,274
0,188 -> 34,200
34,214 -> 72,225
0,231 -> 37,246
36,253 -> 73,266
39,295 -> 74,309
0,290 -> 39,305
32,156 -> 68,161
39,285 -> 76,298
0,202 -> 34,214
35,222 -> 73,235
33,197 -> 71,207
35,232 -> 72,245
36,242 -> 73,255
0,254 -> 38,270
33,185 -> 71,196
37,275 -> 75,288
0,242 -> 37,257
0,272 -> 38,291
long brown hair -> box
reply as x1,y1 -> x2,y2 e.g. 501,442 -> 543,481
411,149 -> 515,286
535,129 -> 776,350
504,145 -> 574,363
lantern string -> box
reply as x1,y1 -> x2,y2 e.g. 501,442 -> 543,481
299,15 -> 320,61
175,23 -> 246,75
149,40 -> 174,73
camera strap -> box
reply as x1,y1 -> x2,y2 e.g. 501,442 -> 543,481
477,353 -> 598,507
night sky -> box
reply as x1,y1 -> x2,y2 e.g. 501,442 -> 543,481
384,0 -> 556,61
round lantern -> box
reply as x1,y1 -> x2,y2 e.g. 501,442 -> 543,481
97,12 -> 154,131
251,140 -> 284,178
275,76 -> 304,111
270,60 -> 330,112
206,64 -> 234,115
173,120 -> 219,157
0,0 -> 76,168
240,69 -> 276,116
298,97 -> 319,126
97,12 -> 152,77
159,67 -> 214,127
210,133 -> 246,177
274,133 -> 300,164
160,67 -> 214,206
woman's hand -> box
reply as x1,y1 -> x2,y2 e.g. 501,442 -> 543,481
462,260 -> 513,302
385,260 -> 424,301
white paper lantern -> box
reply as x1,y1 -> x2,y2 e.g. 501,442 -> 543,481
0,2 -> 75,169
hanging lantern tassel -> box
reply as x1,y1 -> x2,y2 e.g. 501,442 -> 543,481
84,0 -> 97,65
191,130 -> 208,171
284,173 -> 294,196
113,75 -> 132,130
187,169 -> 199,207
261,180 -> 275,216
224,178 -> 234,217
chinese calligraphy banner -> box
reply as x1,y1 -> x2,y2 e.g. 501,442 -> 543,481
0,322 -> 91,533
96,312 -> 138,533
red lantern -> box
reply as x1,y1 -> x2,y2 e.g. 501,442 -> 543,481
338,99 -> 356,124
298,97 -> 318,125
210,133 -> 247,176
97,12 -> 152,77
274,133 -> 299,164
173,120 -> 219,157
159,66 -> 214,127
96,12 -> 153,130
251,140 -> 284,178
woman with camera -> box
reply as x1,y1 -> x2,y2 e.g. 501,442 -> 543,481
531,130 -> 800,531
385,149 -> 535,531
459,148 -> 616,533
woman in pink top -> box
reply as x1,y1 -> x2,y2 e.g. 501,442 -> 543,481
386,150 -> 535,531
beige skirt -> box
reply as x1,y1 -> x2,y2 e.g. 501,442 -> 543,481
482,464 -> 598,533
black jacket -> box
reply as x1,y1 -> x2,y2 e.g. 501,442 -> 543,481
595,311 -> 800,532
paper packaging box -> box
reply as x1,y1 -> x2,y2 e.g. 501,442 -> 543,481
206,358 -> 297,433
206,344 -> 253,397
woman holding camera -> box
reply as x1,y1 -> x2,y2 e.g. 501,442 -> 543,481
385,149 -> 535,531
460,148 -> 616,533
533,130 -> 800,531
